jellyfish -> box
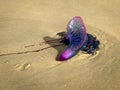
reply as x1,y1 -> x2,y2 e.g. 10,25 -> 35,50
0,16 -> 100,62
58,16 -> 87,60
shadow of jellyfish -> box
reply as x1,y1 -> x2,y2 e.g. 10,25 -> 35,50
43,32 -> 67,60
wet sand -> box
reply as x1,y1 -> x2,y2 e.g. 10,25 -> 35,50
0,0 -> 120,90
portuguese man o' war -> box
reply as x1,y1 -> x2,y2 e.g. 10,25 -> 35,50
0,16 -> 100,62
58,16 -> 100,61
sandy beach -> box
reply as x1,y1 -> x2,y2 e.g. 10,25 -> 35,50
0,0 -> 120,90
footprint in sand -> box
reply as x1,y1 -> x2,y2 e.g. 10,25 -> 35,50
15,63 -> 31,71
